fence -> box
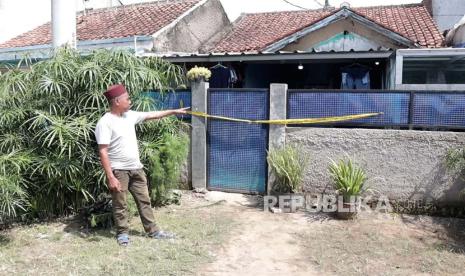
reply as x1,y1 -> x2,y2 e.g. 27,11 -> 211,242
146,89 -> 465,130
146,90 -> 192,120
288,90 -> 465,130
158,85 -> 465,195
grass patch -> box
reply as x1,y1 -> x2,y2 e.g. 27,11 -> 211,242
0,204 -> 234,275
298,214 -> 465,275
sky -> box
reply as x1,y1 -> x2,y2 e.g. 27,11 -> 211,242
0,0 -> 423,43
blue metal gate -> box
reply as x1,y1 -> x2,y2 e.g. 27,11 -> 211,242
207,89 -> 269,194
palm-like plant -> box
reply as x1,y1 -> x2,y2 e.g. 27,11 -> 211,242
0,48 -> 187,223
267,145 -> 309,194
329,158 -> 367,202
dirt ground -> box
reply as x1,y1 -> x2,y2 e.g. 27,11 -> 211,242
196,191 -> 465,276
199,206 -> 318,275
2,191 -> 465,275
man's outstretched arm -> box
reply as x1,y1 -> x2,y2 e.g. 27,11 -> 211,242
144,107 -> 190,121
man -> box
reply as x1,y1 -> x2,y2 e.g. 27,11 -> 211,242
95,84 -> 188,246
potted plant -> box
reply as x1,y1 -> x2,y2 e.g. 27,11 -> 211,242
329,158 -> 367,219
186,66 -> 211,82
267,144 -> 309,212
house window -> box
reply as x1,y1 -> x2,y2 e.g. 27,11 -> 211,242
403,56 -> 465,84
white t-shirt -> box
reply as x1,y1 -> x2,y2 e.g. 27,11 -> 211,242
95,110 -> 148,170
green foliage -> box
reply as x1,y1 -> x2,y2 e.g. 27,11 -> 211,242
446,148 -> 465,171
445,148 -> 465,199
146,132 -> 189,206
329,158 -> 367,201
267,144 -> 309,193
0,175 -> 29,222
89,212 -> 113,229
0,48 -> 186,222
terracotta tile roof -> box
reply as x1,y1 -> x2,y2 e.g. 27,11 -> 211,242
212,4 -> 444,52
0,0 -> 201,49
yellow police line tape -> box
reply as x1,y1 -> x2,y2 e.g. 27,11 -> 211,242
186,111 -> 383,125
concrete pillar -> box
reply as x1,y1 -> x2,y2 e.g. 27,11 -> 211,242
267,83 -> 288,195
191,80 -> 208,189
52,0 -> 77,48
395,51 -> 403,89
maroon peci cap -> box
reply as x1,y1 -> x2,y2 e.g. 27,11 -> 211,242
104,84 -> 128,100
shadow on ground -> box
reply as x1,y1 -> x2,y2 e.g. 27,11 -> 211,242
0,232 -> 11,246
399,159 -> 465,254
61,216 -> 145,241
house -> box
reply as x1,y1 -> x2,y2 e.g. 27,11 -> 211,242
2,0 -> 465,90
0,0 -> 230,62
158,2 -> 456,90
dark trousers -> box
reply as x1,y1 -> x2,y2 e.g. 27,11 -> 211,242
111,169 -> 159,235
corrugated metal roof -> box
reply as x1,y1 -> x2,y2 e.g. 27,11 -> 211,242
150,49 -> 394,62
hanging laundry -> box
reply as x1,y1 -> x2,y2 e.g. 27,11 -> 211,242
341,66 -> 371,89
210,64 -> 230,88
229,68 -> 238,87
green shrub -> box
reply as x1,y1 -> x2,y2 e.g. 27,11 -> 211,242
267,144 -> 309,193
0,48 -> 185,222
147,132 -> 189,206
329,158 -> 367,201
0,175 -> 29,223
446,148 -> 465,199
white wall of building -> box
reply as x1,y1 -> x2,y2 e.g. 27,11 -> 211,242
432,0 -> 465,32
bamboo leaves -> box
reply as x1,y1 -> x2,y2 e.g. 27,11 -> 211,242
0,48 -> 186,222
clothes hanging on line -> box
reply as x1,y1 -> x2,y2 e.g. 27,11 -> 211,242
230,68 -> 238,85
340,66 -> 371,89
209,64 -> 239,88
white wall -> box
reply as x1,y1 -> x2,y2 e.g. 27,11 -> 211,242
432,0 -> 465,32
287,127 -> 465,205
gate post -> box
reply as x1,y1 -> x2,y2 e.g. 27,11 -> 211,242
191,81 -> 209,190
268,83 -> 288,195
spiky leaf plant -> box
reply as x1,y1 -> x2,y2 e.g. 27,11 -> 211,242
267,144 -> 309,194
0,48 -> 187,223
329,158 -> 367,202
